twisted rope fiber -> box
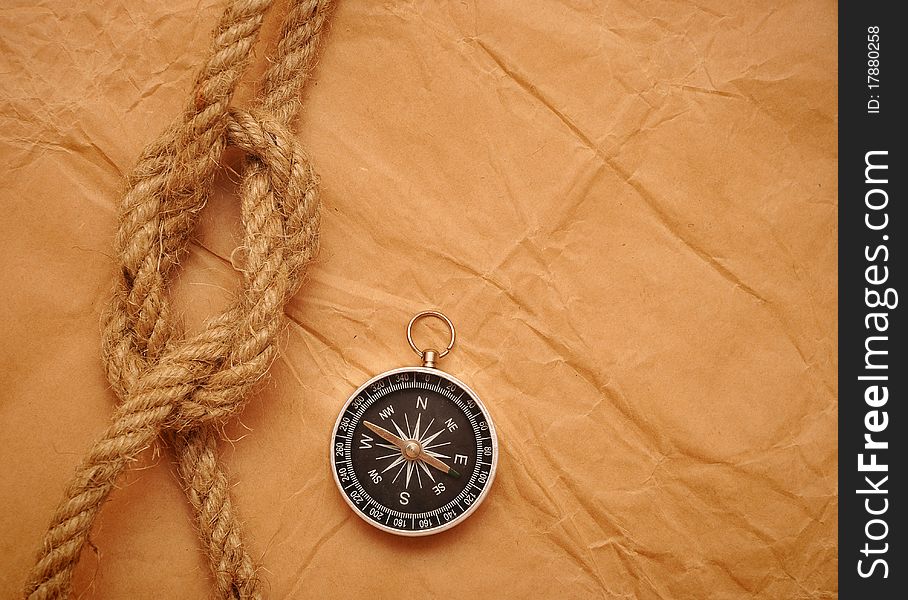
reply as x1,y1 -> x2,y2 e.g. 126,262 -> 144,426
25,1 -> 334,598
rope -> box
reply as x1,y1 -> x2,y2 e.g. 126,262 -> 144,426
25,1 -> 334,597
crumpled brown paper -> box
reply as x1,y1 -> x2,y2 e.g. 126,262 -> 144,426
0,0 -> 836,597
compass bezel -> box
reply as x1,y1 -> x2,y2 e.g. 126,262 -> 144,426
330,366 -> 498,536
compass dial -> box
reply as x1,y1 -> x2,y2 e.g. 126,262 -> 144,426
331,367 -> 498,535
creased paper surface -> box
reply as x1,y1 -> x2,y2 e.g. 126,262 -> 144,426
0,0 -> 837,597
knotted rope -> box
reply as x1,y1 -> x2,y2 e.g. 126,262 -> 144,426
25,1 -> 334,598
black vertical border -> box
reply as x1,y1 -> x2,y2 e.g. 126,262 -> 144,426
839,2 -> 904,597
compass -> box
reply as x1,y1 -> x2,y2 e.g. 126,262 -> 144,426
330,311 -> 498,536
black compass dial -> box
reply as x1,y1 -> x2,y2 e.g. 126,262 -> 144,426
331,368 -> 497,535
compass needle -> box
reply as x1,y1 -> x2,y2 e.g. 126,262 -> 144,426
331,312 -> 497,535
363,421 -> 406,449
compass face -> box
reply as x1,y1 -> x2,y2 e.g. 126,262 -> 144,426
331,367 -> 498,536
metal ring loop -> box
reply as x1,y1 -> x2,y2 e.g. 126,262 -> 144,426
407,310 -> 456,359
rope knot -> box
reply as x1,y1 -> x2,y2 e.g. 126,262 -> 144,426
26,2 -> 335,598
107,105 -> 319,434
